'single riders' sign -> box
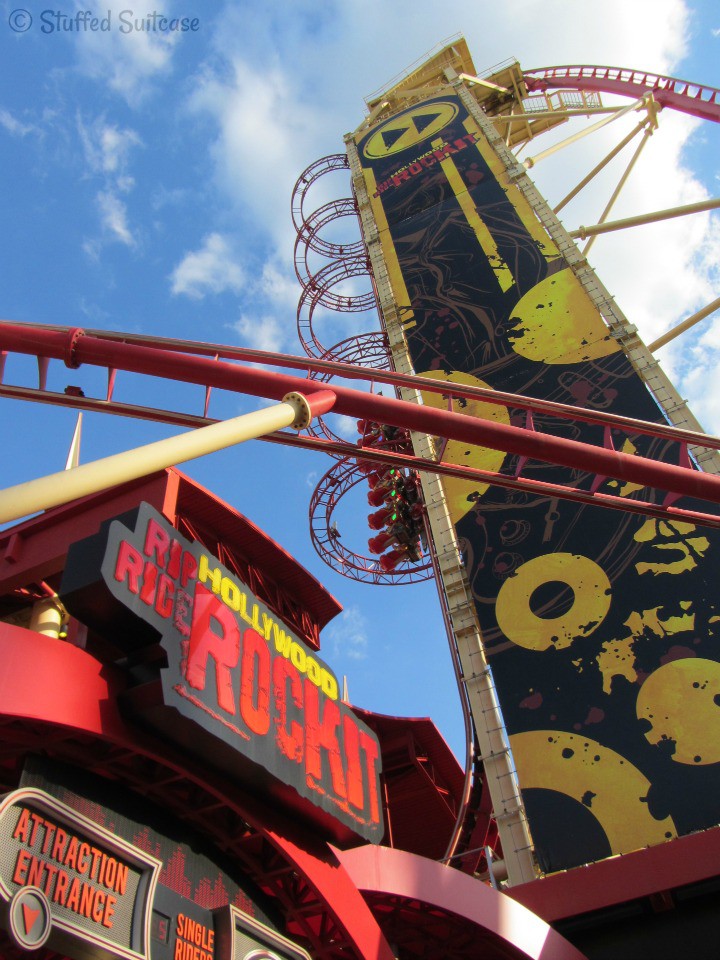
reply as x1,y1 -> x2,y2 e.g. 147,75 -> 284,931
60,503 -> 383,846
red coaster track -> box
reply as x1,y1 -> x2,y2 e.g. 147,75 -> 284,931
524,65 -> 720,123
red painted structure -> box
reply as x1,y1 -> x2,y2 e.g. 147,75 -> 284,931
339,846 -> 586,960
3,322 -> 720,528
523,65 -> 720,123
0,468 -> 589,960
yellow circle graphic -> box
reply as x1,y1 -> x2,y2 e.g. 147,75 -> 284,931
508,268 -> 620,364
636,658 -> 720,765
418,370 -> 509,523
511,730 -> 677,855
496,553 -> 611,651
363,102 -> 459,159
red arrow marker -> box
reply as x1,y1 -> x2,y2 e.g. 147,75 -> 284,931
21,902 -> 40,936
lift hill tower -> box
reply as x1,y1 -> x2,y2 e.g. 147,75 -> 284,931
303,40 -> 720,887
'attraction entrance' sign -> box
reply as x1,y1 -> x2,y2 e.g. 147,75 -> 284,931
0,788 -> 160,959
61,503 -> 384,846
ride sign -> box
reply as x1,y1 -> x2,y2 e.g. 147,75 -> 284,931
61,503 -> 384,846
0,788 -> 160,959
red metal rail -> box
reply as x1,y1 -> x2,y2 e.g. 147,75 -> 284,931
291,154 -> 351,232
4,381 -> 720,531
33,324 -> 720,451
3,321 -> 720,516
524,65 -> 720,123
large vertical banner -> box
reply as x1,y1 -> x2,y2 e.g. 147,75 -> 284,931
354,92 -> 720,873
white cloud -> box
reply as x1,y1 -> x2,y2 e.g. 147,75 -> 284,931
678,343 -> 720,434
170,233 -> 245,299
331,414 -> 358,440
151,185 -> 190,211
81,239 -> 101,262
96,190 -> 135,246
116,175 -> 135,194
187,58 -> 326,253
76,115 -> 142,252
259,260 -> 301,310
327,606 -> 369,662
78,298 -> 110,324
502,0 -> 688,70
77,115 -> 142,176
72,0 -> 178,105
0,109 -> 36,137
230,314 -> 286,353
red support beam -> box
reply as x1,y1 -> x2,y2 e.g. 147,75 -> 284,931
51,324 -> 720,450
2,321 -> 720,507
3,384 -> 720,529
0,623 -> 395,960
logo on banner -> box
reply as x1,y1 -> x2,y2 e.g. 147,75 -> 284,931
363,101 -> 459,158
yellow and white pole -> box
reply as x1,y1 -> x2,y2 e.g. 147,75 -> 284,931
649,296 -> 720,352
523,93 -> 653,168
570,196 -> 720,240
0,390 -> 335,526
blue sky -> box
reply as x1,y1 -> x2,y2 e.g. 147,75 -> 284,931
1,0 -> 718,759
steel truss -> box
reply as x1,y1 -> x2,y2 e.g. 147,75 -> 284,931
524,64 -> 720,123
3,321 -> 720,527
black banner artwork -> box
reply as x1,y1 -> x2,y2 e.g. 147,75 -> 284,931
355,93 -> 720,872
